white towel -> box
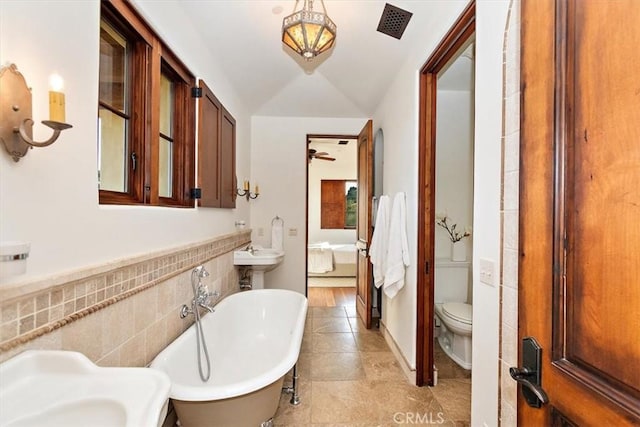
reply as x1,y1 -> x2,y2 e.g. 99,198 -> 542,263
383,192 -> 410,299
308,248 -> 334,273
369,195 -> 390,288
271,218 -> 284,250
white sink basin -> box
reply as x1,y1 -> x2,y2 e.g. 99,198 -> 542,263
233,248 -> 285,266
0,350 -> 170,427
233,247 -> 285,289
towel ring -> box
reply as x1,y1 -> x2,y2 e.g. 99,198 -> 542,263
272,215 -> 284,226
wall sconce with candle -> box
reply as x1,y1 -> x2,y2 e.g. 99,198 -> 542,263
0,64 -> 73,162
236,180 -> 260,201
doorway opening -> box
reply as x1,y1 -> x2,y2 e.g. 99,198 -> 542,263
305,134 -> 358,309
432,39 -> 475,384
416,1 -> 475,391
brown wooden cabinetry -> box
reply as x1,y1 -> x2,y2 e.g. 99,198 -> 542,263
197,80 -> 236,208
320,180 -> 345,229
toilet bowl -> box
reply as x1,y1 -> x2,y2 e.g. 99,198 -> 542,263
435,302 -> 472,370
434,259 -> 473,370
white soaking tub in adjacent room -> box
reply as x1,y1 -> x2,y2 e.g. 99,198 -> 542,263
150,289 -> 308,427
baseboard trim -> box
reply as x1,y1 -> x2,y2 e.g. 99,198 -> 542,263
307,277 -> 356,288
380,320 -> 417,385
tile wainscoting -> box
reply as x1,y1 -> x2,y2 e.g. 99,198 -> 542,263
0,230 -> 251,365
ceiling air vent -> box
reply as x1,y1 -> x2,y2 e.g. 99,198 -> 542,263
376,3 -> 413,40
338,140 -> 349,145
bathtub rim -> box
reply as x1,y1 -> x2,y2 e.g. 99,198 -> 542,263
150,289 -> 307,402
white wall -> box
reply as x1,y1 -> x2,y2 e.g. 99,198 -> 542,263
372,61 -> 420,371
435,90 -> 474,261
372,1 -> 508,426
472,1 -> 509,426
0,0 -> 251,285
371,1 -> 470,375
250,117 -> 366,292
308,142 -> 358,245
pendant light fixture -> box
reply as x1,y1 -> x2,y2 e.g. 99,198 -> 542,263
282,0 -> 337,61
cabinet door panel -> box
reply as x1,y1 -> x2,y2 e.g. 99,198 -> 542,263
220,108 -> 236,209
198,80 -> 221,207
197,80 -> 236,209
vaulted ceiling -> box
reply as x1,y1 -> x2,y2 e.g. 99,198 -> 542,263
180,0 -> 469,118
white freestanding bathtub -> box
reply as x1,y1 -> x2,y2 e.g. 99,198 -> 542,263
150,289 -> 308,427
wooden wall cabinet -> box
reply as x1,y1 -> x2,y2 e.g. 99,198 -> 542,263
197,80 -> 236,208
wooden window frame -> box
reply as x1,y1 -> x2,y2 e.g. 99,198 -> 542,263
99,0 -> 195,208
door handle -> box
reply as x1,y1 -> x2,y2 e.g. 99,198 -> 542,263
509,367 -> 549,405
356,240 -> 367,256
509,337 -> 549,408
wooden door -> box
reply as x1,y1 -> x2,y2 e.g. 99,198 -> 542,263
519,0 -> 640,425
356,120 -> 373,328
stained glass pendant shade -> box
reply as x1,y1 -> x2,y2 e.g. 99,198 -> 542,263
282,0 -> 337,61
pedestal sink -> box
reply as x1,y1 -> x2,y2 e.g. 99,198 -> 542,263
233,247 -> 285,289
0,350 -> 170,427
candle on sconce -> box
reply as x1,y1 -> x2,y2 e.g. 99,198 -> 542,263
243,180 -> 249,191
49,73 -> 65,123
254,184 -> 259,195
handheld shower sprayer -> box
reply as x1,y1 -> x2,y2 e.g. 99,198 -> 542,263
185,265 -> 216,382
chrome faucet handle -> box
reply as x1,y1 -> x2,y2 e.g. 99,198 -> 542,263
196,286 -> 220,307
180,304 -> 193,318
198,285 -> 219,298
197,301 -> 215,313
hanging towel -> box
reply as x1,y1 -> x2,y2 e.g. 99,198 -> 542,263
383,192 -> 410,299
369,195 -> 390,288
271,216 -> 284,250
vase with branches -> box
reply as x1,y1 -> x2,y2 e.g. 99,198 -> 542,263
436,213 -> 472,261
436,214 -> 472,242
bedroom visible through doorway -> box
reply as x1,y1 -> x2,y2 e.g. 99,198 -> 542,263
306,135 -> 358,290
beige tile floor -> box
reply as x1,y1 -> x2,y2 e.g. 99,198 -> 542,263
274,304 -> 471,426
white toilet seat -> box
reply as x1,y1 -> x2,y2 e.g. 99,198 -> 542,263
435,303 -> 472,335
442,302 -> 472,325
435,303 -> 473,370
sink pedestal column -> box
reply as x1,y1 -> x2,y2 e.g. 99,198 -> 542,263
250,269 -> 266,289
233,248 -> 284,290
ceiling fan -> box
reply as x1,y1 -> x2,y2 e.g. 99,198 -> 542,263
308,148 -> 336,163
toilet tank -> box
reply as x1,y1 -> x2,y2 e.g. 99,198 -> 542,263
434,259 -> 471,303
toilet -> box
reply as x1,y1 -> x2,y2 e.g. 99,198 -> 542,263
434,259 -> 472,370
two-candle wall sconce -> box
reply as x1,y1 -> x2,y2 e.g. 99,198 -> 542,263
237,180 -> 260,201
0,63 -> 73,162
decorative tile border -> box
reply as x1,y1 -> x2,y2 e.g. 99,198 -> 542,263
0,231 -> 251,353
